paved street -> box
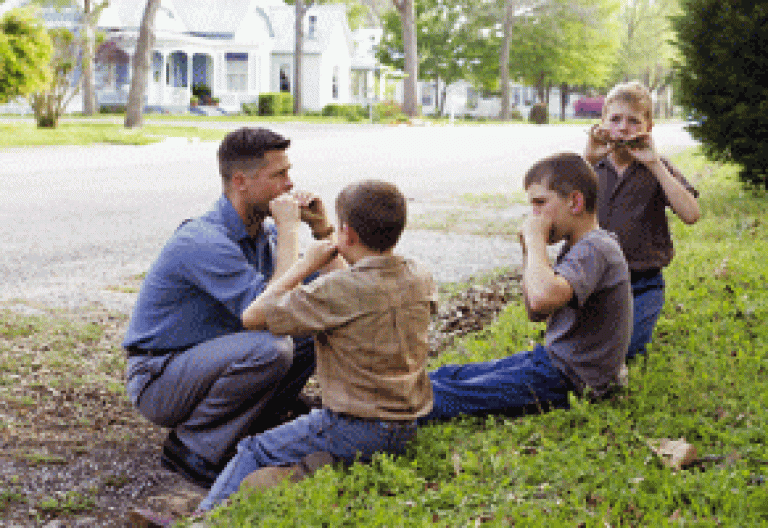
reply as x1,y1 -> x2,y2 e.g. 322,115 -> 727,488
0,122 -> 697,313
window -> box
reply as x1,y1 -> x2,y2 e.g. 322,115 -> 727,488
308,15 -> 317,38
226,52 -> 248,92
152,52 -> 162,83
332,66 -> 339,99
280,64 -> 291,93
467,87 -> 478,110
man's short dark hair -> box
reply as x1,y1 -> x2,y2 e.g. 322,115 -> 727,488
335,180 -> 407,252
217,127 -> 290,183
523,152 -> 599,213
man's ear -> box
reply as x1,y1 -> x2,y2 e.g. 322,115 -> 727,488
231,171 -> 247,191
569,191 -> 585,214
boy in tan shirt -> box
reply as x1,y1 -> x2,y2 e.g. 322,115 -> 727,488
198,179 -> 436,511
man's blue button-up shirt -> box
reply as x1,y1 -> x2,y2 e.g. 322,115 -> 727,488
123,194 -> 276,351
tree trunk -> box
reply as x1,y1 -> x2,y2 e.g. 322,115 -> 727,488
500,0 -> 514,121
394,0 -> 418,117
434,78 -> 440,115
294,0 -> 304,115
559,82 -> 568,121
82,0 -> 96,115
125,0 -> 160,128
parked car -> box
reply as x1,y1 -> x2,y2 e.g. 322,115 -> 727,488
573,97 -> 604,118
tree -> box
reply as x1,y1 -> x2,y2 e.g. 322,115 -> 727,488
284,0 -> 371,114
32,0 -> 109,115
378,0 -> 469,115
611,0 -> 680,117
0,7 -> 52,103
80,0 -> 110,115
29,27 -> 80,127
673,0 -> 768,188
392,0 -> 418,116
125,0 -> 160,128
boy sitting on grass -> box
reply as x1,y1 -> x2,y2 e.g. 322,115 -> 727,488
422,153 -> 632,422
194,179 -> 437,512
586,81 -> 700,361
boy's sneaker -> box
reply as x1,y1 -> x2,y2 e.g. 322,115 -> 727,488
240,451 -> 335,493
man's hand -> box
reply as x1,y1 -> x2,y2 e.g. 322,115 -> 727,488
293,191 -> 333,238
269,193 -> 301,229
300,239 -> 339,274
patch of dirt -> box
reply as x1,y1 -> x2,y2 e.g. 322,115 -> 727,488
0,271 -> 523,526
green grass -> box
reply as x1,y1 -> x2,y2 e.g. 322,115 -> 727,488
196,148 -> 768,527
0,121 -> 227,146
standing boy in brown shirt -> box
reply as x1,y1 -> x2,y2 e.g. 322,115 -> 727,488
586,81 -> 700,360
197,179 -> 436,511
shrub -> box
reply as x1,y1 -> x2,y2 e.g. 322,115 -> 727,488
258,92 -> 293,116
528,103 -> 548,124
321,103 -> 366,121
192,84 -> 211,99
373,101 -> 406,123
673,0 -> 768,188
99,104 -> 126,114
241,102 -> 258,116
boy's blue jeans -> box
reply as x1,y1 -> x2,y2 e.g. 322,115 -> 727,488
628,271 -> 665,361
199,409 -> 416,511
420,345 -> 575,423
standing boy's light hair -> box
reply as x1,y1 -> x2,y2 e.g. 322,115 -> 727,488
335,180 -> 407,252
603,81 -> 653,125
523,152 -> 599,213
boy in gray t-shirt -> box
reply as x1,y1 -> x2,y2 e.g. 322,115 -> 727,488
423,153 -> 632,421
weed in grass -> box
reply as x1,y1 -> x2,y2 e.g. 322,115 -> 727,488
0,490 -> 26,512
38,491 -> 96,515
21,452 -> 68,466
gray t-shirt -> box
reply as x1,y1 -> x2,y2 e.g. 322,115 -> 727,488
546,228 -> 632,397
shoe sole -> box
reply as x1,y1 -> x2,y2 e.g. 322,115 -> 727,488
160,451 -> 214,489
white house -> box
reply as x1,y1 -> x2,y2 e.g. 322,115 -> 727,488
267,4 -> 353,112
0,0 -> 356,114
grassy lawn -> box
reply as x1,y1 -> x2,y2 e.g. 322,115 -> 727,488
199,149 -> 768,527
0,121 -> 228,146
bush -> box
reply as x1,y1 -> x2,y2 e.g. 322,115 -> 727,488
528,103 -> 548,124
192,84 -> 211,100
99,104 -> 126,114
258,92 -> 293,116
241,102 -> 258,116
372,101 -> 406,123
321,103 -> 366,121
673,0 -> 768,188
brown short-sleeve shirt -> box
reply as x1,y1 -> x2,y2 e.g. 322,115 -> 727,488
594,156 -> 698,271
263,255 -> 436,421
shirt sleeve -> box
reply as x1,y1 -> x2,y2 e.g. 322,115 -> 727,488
263,271 -> 364,336
554,239 -> 607,308
175,231 -> 268,318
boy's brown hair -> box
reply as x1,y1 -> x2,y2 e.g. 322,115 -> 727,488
523,153 -> 599,213
602,81 -> 653,125
335,180 -> 407,252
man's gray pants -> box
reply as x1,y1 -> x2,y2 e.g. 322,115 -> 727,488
134,331 -> 316,465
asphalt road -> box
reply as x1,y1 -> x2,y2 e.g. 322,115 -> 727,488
0,122 -> 697,313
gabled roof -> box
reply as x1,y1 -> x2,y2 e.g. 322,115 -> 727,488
99,0 -> 278,38
268,4 -> 352,55
99,0 -> 187,33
